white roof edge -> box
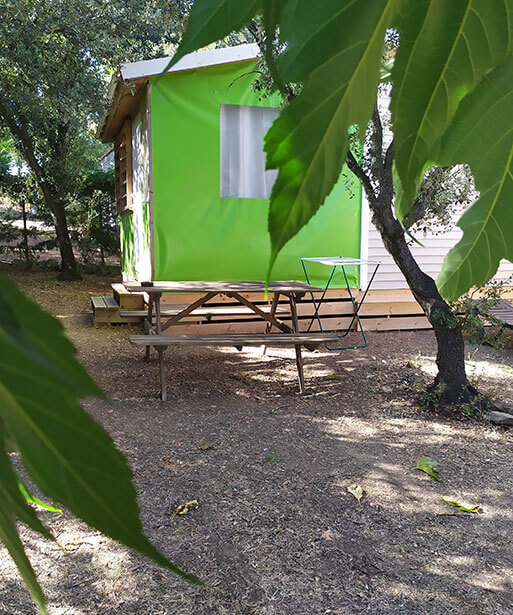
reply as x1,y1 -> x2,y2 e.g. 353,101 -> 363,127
120,43 -> 259,81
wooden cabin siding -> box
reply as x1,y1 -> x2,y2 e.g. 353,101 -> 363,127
366,221 -> 513,290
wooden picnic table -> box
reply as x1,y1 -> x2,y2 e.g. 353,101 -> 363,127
123,280 -> 323,399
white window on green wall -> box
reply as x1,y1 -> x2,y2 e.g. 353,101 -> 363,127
220,104 -> 279,199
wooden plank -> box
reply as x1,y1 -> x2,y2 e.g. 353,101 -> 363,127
146,315 -> 354,336
356,316 -> 431,331
296,301 -> 356,316
490,299 -> 513,327
129,332 -> 341,346
363,288 -> 416,302
158,287 -> 423,306
91,296 -> 106,310
297,316 -> 356,332
120,305 -> 289,318
103,296 -> 120,310
357,301 -> 424,316
124,280 -> 321,294
112,283 -> 145,310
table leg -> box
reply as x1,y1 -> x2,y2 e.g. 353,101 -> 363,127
158,347 -> 167,401
289,294 -> 305,394
154,293 -> 167,401
262,292 -> 280,356
145,295 -> 154,362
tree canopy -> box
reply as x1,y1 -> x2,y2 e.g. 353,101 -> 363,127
0,0 -> 188,278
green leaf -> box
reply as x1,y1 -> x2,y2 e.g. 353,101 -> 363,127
436,57 -> 513,300
168,0 -> 260,70
18,482 -> 62,514
0,505 -> 46,614
0,277 -> 100,399
441,497 -> 480,514
0,276 -> 200,591
414,455 -> 441,481
0,438 -> 53,540
265,0 -> 398,273
392,0 -> 513,219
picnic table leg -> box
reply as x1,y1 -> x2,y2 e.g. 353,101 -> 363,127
289,294 -> 305,394
154,293 -> 167,401
158,347 -> 167,401
145,296 -> 153,362
262,292 -> 280,356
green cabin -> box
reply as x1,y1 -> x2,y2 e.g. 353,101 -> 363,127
97,43 -> 362,289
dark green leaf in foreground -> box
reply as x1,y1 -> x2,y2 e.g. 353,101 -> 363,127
392,0 -> 513,219
0,437 -> 54,540
265,0 -> 398,274
0,501 -> 46,614
0,436 -> 52,612
0,435 -> 53,613
0,275 -> 200,606
436,57 -> 513,300
168,0 -> 260,70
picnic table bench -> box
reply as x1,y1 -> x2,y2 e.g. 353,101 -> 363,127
124,280 -> 342,400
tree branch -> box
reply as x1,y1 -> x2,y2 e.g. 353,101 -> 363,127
384,141 -> 394,177
346,149 -> 376,203
369,106 -> 384,178
247,17 -> 296,101
0,93 -> 55,209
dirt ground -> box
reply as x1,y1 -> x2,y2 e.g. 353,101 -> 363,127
1,266 -> 513,615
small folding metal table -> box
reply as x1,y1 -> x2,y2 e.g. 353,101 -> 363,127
299,257 -> 381,350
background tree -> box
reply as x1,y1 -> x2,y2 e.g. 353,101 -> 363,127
0,0 -> 188,279
70,167 -> 119,269
168,0 -> 513,411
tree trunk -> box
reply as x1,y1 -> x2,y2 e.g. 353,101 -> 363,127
0,99 -> 81,280
370,194 -> 479,409
51,199 -> 81,281
346,140 -> 483,412
20,199 -> 31,269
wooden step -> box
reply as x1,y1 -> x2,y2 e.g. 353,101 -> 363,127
91,295 -> 140,325
112,282 -> 145,310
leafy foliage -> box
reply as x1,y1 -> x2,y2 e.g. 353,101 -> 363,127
0,277 -> 199,612
264,0 -> 398,271
70,168 -> 119,266
391,1 -> 513,219
436,57 -> 513,300
451,280 -> 511,348
171,0 -> 513,298
169,0 -> 260,69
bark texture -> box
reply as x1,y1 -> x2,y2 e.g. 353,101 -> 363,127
346,116 -> 480,411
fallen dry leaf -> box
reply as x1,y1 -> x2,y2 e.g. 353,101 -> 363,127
346,484 -> 364,503
441,497 -> 480,514
175,499 -> 199,515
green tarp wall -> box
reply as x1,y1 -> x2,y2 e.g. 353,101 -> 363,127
150,59 -> 361,288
